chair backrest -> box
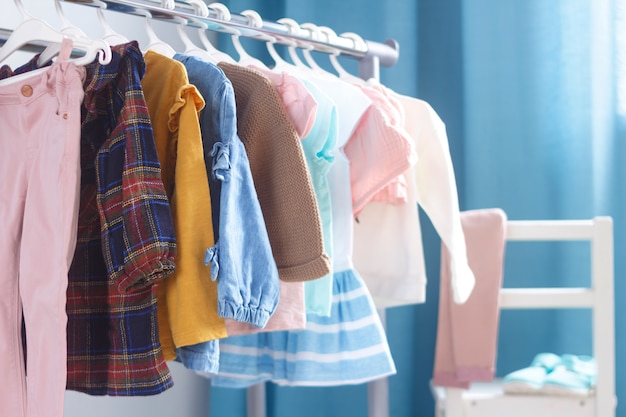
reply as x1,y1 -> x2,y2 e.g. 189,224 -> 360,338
436,217 -> 615,417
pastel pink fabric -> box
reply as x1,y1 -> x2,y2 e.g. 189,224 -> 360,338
367,84 -> 411,206
345,83 -> 416,217
250,65 -> 318,138
0,39 -> 85,417
433,208 -> 507,388
367,176 -> 408,206
225,281 -> 306,335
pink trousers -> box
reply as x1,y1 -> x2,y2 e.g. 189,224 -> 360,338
433,208 -> 507,388
0,39 -> 84,417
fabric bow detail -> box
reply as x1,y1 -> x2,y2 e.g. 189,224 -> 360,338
210,142 -> 231,182
204,243 -> 220,281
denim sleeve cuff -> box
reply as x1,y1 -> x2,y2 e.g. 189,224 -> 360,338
218,300 -> 273,329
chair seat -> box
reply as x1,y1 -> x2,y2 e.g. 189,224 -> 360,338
431,379 -> 596,417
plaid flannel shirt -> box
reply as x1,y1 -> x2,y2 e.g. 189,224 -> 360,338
1,43 -> 177,395
68,42 -> 176,395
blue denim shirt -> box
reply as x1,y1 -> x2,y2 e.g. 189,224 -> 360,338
175,54 -> 280,328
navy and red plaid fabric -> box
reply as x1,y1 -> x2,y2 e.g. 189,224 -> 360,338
1,43 -> 177,396
83,43 -> 176,294
66,42 -> 176,395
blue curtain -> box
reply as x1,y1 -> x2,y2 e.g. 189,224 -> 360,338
210,1 -> 625,416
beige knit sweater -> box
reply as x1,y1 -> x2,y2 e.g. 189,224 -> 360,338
218,62 -> 330,282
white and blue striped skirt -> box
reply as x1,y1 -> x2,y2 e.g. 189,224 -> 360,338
211,268 -> 396,387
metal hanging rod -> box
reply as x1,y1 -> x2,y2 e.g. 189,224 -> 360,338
61,0 -> 399,78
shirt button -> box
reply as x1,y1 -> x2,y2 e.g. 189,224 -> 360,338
21,85 -> 33,97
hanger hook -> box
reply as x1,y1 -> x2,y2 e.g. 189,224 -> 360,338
50,0 -> 89,40
14,0 -> 33,20
194,2 -> 234,63
301,22 -> 340,54
95,2 -> 129,45
277,18 -> 301,37
241,9 -> 263,28
185,0 -> 209,29
241,9 -> 274,43
340,32 -> 367,52
228,8 -> 267,67
317,26 -> 341,55
277,17 -> 306,67
135,0 -> 176,56
240,10 -> 281,67
176,0 -> 208,54
269,17 -> 296,48
161,0 -> 186,25
322,29 -> 364,82
189,0 -> 209,18
276,17 -> 302,48
300,23 -> 325,68
207,2 -> 232,22
53,0 -> 73,29
300,22 -> 321,51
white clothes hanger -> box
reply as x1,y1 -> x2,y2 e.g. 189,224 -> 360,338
0,0 -> 111,67
38,0 -> 96,66
276,18 -> 309,71
300,22 -> 338,79
201,2 -> 236,64
140,0 -> 176,57
263,18 -> 298,72
175,0 -> 215,61
37,0 -> 87,66
265,36 -> 286,70
321,28 -> 366,85
228,7 -> 268,68
238,9 -> 277,69
51,0 -> 87,40
94,1 -> 129,46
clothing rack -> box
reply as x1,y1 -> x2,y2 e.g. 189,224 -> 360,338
0,1 -> 400,79
58,0 -> 399,81
0,3 -> 397,416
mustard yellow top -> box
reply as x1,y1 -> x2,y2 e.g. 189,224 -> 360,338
142,50 -> 227,360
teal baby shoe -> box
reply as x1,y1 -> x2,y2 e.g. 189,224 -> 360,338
502,352 -> 562,394
541,354 -> 596,397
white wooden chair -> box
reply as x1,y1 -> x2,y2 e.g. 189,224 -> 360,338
432,217 -> 616,417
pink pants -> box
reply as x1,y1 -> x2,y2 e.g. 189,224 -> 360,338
0,39 -> 85,417
433,208 -> 507,388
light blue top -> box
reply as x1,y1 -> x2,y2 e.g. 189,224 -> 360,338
299,78 -> 338,317
175,54 -> 280,327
